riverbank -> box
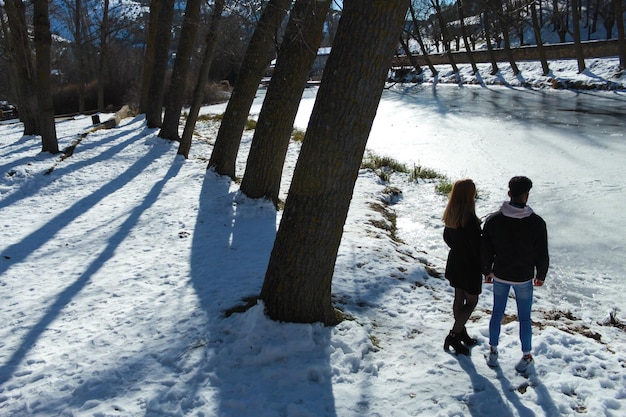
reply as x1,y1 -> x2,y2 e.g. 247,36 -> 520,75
391,56 -> 626,90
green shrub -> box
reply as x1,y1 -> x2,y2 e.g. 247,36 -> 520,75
292,129 -> 306,142
245,119 -> 257,130
196,113 -> 224,122
409,164 -> 443,181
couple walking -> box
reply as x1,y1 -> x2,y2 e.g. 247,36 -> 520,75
442,176 -> 549,373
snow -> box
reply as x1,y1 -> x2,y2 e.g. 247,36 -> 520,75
1,58 -> 625,417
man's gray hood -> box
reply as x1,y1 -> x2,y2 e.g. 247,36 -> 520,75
500,202 -> 534,219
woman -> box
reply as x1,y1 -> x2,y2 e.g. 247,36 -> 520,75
442,179 -> 482,355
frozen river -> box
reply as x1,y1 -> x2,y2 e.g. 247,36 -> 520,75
269,83 -> 626,322
363,85 -> 626,322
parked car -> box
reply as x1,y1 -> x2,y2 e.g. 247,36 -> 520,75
0,101 -> 18,120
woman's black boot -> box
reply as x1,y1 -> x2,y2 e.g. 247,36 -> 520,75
460,327 -> 478,347
444,331 -> 469,355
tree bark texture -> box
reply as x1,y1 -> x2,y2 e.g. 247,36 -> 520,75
240,0 -> 331,205
617,0 -> 626,68
159,0 -> 203,141
572,0 -> 586,72
409,3 -> 437,76
208,0 -> 292,179
98,0 -> 110,111
530,0 -> 550,75
4,0 -> 39,135
458,0 -> 478,74
179,0 -> 226,158
482,2 -> 499,75
145,0 -> 175,128
260,0 -> 410,325
33,0 -> 58,153
140,0 -> 160,113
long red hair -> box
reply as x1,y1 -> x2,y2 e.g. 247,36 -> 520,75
442,179 -> 477,228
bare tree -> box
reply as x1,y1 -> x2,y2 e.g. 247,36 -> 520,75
616,0 -> 626,68
457,0 -> 479,74
529,0 -> 550,75
409,2 -> 438,76
144,0 -> 175,128
139,0 -> 160,113
33,0 -> 58,153
260,0 -> 410,325
240,0 -> 331,205
178,0 -> 226,158
159,0 -> 203,141
482,0 -> 499,75
4,0 -> 39,135
431,0 -> 459,73
208,0 -> 293,180
571,0 -> 586,72
495,0 -> 520,76
97,0 -> 109,111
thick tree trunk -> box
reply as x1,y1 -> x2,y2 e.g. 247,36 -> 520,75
261,0 -> 410,325
140,0 -> 160,113
33,0 -> 58,153
458,0 -> 479,74
617,0 -> 626,69
572,0 -> 586,72
240,0 -> 331,205
482,1 -> 499,75
498,1 -> 520,76
98,0 -> 110,111
159,0 -> 203,141
530,0 -> 550,76
399,35 -> 423,74
75,0 -> 85,114
432,0 -> 459,73
208,0 -> 293,180
179,0 -> 226,158
145,0 -> 175,128
4,0 -> 39,135
409,4 -> 438,76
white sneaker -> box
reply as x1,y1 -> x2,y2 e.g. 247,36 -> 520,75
486,348 -> 499,368
515,354 -> 534,373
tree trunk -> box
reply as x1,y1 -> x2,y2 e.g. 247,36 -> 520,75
399,35 -> 423,74
4,0 -> 39,135
530,0 -> 550,76
409,4 -> 438,76
75,0 -> 85,114
458,0 -> 479,74
33,0 -> 58,153
179,0 -> 226,158
98,0 -> 110,111
240,0 -> 331,205
497,0 -> 520,75
572,0 -> 586,72
616,0 -> 626,69
145,0 -> 175,128
260,0 -> 410,325
208,0 -> 292,180
432,0 -> 459,73
140,0 -> 160,113
159,0 -> 203,141
483,3 -> 499,75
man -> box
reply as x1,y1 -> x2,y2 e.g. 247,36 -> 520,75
481,176 -> 549,372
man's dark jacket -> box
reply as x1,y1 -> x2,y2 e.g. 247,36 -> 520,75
481,202 -> 549,282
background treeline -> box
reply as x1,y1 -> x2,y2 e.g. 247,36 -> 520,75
0,0 -> 624,116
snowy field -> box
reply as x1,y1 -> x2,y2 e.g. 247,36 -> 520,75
1,58 -> 625,416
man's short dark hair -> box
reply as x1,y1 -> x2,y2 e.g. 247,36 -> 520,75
509,176 -> 533,197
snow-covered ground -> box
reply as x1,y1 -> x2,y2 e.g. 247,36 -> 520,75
1,58 -> 625,416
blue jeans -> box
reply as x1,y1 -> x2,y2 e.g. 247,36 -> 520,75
489,279 -> 534,352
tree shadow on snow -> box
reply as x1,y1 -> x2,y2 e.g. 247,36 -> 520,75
0,138 -> 181,387
165,170 -> 338,416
